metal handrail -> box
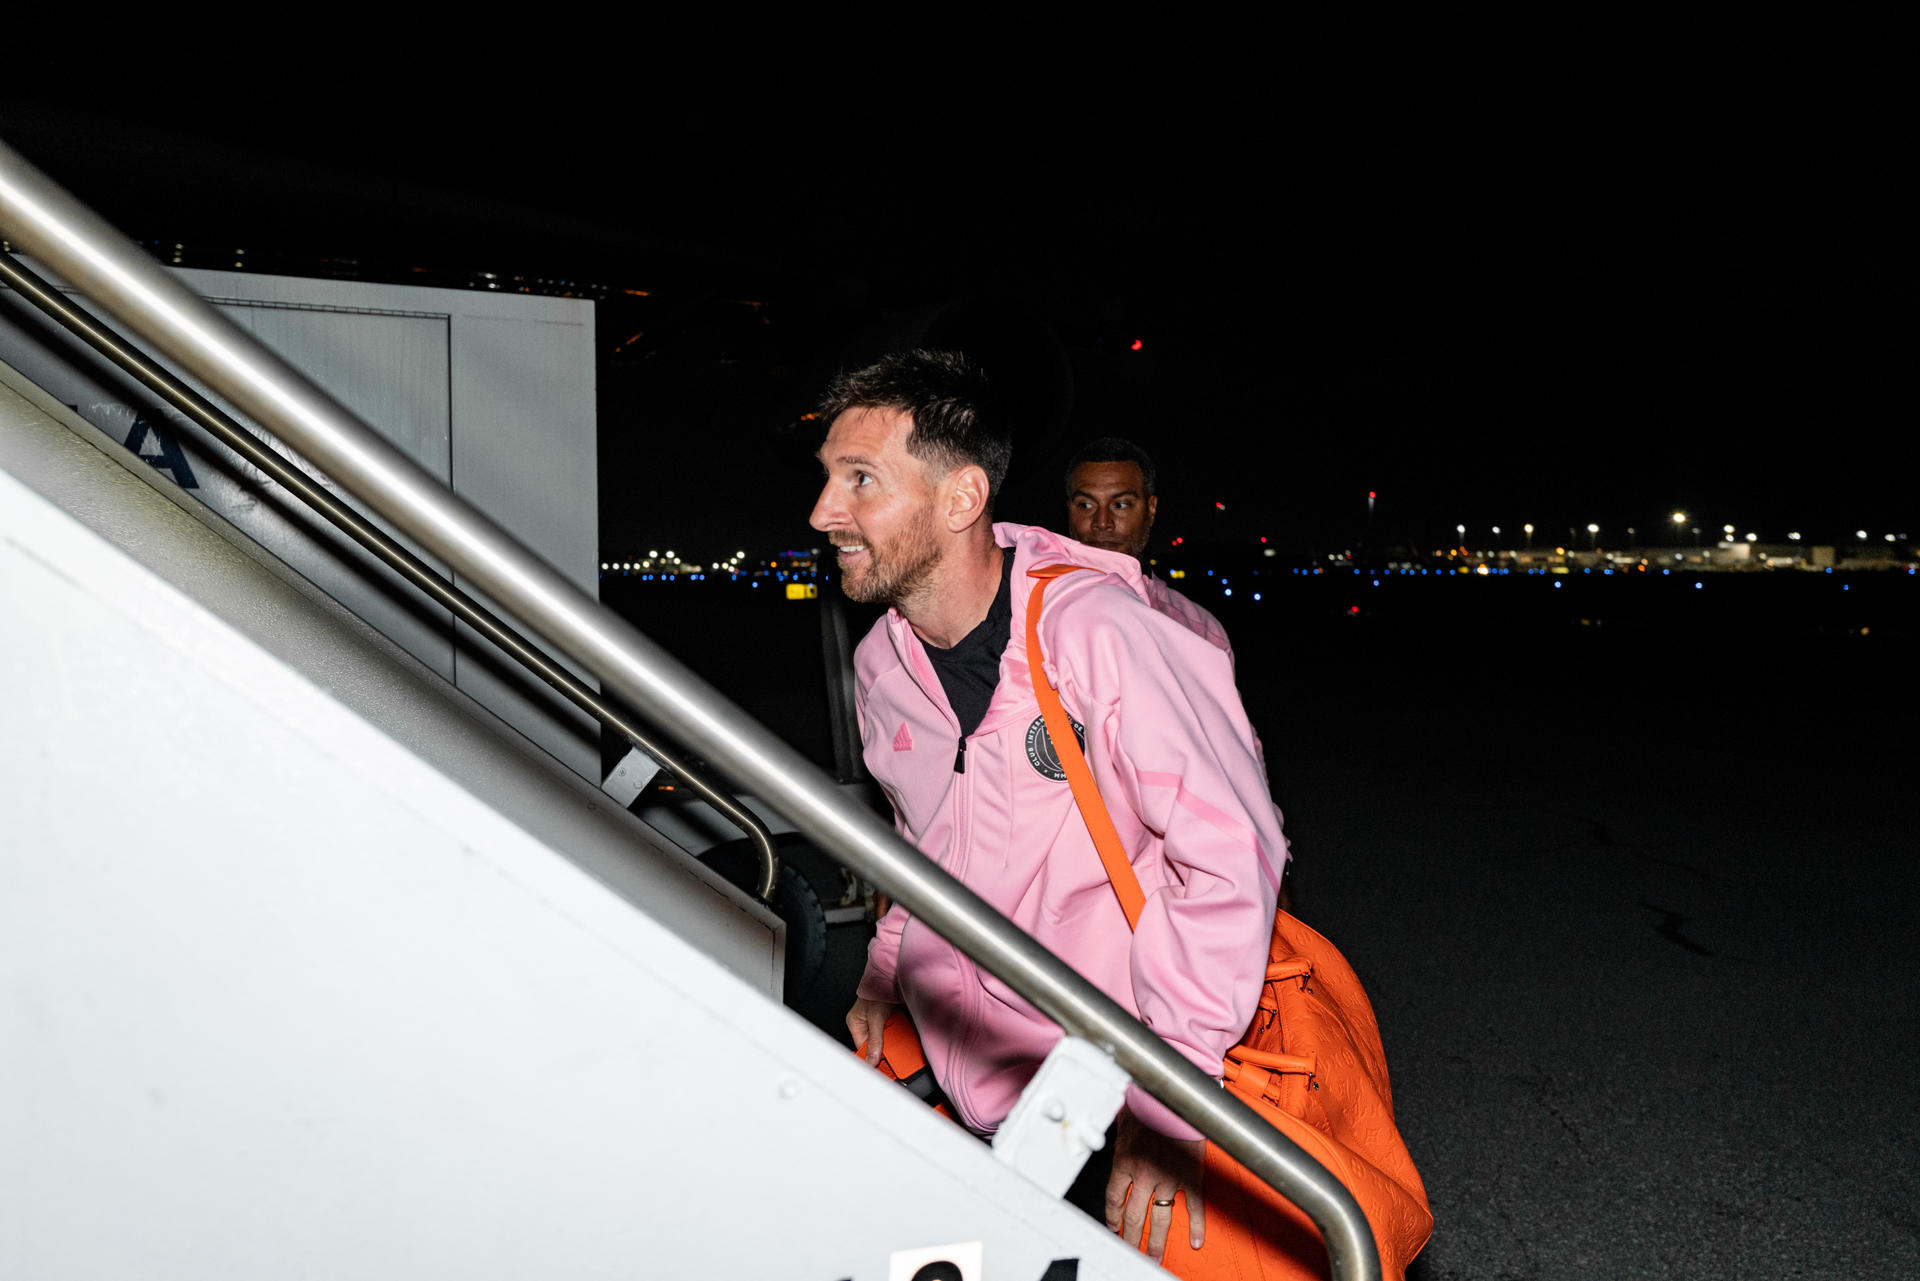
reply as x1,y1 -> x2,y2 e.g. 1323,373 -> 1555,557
0,137 -> 1381,1281
0,249 -> 781,905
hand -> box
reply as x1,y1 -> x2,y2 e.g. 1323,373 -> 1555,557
846,997 -> 897,1067
1104,1108 -> 1206,1261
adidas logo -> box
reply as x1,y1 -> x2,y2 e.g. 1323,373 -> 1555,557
892,722 -> 914,752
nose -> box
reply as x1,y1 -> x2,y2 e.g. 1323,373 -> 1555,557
809,479 -> 842,533
1093,504 -> 1115,530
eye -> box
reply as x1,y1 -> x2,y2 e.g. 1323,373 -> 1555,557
855,471 -> 873,487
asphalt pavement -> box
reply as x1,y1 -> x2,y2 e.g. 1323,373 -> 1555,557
1252,604 -> 1917,1280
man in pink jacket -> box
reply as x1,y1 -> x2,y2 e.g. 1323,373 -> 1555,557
809,351 -> 1287,1262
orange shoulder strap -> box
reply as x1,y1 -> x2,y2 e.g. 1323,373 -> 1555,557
1025,565 -> 1147,932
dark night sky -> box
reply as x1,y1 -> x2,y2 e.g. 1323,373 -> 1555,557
3,4 -> 1906,556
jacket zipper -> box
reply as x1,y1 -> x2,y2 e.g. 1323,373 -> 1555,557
941,725 -> 984,1127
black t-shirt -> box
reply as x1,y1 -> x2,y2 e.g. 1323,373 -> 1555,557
922,549 -> 1015,740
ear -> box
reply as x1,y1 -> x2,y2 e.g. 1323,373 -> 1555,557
1145,494 -> 1159,529
944,464 -> 992,534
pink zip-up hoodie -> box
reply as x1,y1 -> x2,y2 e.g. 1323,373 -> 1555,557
854,523 -> 1288,1140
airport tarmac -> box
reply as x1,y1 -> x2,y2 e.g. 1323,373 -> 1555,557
1256,609 -> 1917,1280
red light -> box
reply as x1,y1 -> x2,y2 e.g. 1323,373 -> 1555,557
1130,338 -> 1143,351
1368,491 -> 1377,500
1347,606 -> 1360,615
1172,536 -> 1184,546
1214,501 -> 1225,510
1260,536 -> 1267,543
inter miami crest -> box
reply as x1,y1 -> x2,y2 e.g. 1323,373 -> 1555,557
1024,714 -> 1086,782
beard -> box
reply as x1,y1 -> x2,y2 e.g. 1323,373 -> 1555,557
838,505 -> 942,608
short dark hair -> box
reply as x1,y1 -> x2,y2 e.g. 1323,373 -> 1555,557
819,349 -> 1011,508
1064,436 -> 1158,499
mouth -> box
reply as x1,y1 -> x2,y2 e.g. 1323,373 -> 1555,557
832,542 -> 868,559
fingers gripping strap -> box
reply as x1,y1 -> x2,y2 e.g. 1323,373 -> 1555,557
1025,566 -> 1147,931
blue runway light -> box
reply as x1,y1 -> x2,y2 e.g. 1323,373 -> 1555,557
1554,582 -> 1562,589
1694,582 -> 1703,590
1253,593 -> 1262,601
1224,588 -> 1233,597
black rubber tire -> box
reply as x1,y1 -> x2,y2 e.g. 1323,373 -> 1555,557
696,839 -> 828,999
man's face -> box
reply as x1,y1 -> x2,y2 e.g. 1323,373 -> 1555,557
1067,460 -> 1157,561
810,406 -> 943,607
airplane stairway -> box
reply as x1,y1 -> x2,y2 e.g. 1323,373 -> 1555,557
1,358 -> 1160,1280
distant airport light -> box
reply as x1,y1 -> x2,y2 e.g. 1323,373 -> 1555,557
1492,526 -> 1502,536
1788,532 -> 1802,541
1887,534 -> 1898,543
1745,533 -> 1757,542
1215,501 -> 1226,510
1856,530 -> 1868,540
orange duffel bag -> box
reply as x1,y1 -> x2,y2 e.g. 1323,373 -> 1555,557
1145,910 -> 1433,1279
